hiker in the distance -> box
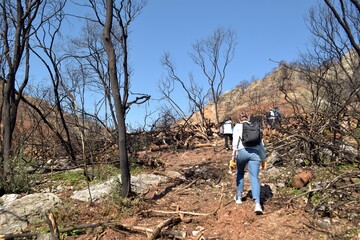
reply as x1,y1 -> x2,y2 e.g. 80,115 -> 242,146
267,108 -> 275,129
222,116 -> 234,150
231,113 -> 267,214
273,106 -> 282,127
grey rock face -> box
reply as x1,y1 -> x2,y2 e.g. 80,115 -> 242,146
0,193 -> 62,234
71,173 -> 170,202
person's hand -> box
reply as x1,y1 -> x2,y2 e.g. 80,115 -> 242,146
228,158 -> 236,174
230,159 -> 236,169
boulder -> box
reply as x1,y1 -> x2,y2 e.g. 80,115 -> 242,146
0,193 -> 62,234
71,172 -> 170,202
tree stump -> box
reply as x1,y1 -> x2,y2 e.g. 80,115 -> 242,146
290,170 -> 314,189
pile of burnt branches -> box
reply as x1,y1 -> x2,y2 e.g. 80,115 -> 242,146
265,117 -> 360,237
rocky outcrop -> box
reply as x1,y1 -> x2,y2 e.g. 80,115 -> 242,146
0,193 -> 62,234
71,173 -> 170,202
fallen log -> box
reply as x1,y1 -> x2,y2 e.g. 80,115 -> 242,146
193,142 -> 214,148
0,232 -> 38,240
149,217 -> 181,240
143,209 -> 212,217
149,145 -> 169,152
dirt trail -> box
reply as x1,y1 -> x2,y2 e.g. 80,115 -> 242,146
66,145 -> 325,240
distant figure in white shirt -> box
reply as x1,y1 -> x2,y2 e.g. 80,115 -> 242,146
222,116 -> 234,150
267,108 -> 275,129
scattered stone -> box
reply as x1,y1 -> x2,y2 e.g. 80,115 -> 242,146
267,150 -> 282,167
316,218 -> 332,229
36,233 -> 53,240
192,226 -> 205,236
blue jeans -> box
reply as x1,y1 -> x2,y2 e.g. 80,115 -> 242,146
235,148 -> 261,204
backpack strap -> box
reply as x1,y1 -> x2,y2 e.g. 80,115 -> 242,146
236,123 -> 244,149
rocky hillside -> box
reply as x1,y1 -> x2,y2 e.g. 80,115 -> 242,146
188,66 -> 301,128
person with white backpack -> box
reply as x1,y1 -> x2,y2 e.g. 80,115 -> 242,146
231,113 -> 267,214
222,116 -> 234,150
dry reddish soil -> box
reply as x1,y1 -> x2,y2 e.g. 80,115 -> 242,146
49,142 -> 350,240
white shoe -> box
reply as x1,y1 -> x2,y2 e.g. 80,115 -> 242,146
254,203 -> 263,214
234,195 -> 242,204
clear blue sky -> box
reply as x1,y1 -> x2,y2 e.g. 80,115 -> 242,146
125,0 -> 317,128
